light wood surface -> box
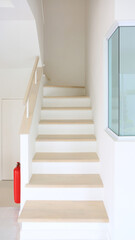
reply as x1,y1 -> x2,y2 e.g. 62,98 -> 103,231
36,134 -> 96,142
44,85 -> 85,89
23,56 -> 39,105
42,107 -> 92,110
18,200 -> 109,223
26,174 -> 103,188
43,96 -> 90,98
33,152 -> 99,162
20,67 -> 42,134
39,120 -> 94,125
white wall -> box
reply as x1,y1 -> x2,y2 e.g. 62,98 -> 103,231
86,0 -> 135,239
115,0 -> 135,20
0,20 -> 40,68
112,8 -> 135,238
43,0 -> 86,86
0,69 -> 31,180
0,14 -> 41,179
85,0 -> 115,238
114,141 -> 135,240
0,68 -> 31,98
2,99 -> 24,180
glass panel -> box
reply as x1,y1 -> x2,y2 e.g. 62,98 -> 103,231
120,27 -> 135,136
108,28 -> 119,135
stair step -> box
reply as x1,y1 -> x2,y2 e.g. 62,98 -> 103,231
36,142 -> 96,152
25,174 -> 103,201
42,107 -> 92,110
18,200 -> 109,223
43,96 -> 89,98
43,86 -> 85,97
38,120 -> 94,135
32,162 -> 100,174
33,152 -> 99,162
45,85 -> 85,88
36,135 -> 96,142
39,120 -> 94,124
41,107 -> 92,120
42,96 -> 91,107
26,174 -> 103,188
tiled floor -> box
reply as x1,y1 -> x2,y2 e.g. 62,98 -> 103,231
0,207 -> 20,240
0,180 -> 18,207
0,181 -> 20,240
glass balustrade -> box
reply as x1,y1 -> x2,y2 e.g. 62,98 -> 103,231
108,26 -> 135,136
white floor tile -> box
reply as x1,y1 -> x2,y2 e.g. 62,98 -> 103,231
0,207 -> 20,240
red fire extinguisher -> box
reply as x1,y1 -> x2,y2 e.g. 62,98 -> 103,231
14,162 -> 21,203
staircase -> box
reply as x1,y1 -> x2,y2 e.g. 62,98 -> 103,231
19,84 -> 109,240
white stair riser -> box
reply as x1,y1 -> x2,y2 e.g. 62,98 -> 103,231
42,98 -> 91,107
32,162 -> 100,174
43,87 -> 85,96
36,141 -> 96,153
20,228 -> 107,240
22,222 -> 108,231
23,188 -> 103,201
38,124 -> 94,135
41,109 -> 92,120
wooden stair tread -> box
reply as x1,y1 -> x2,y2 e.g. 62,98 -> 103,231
44,85 -> 85,89
33,152 -> 99,162
43,96 -> 89,98
18,200 -> 109,223
36,134 -> 96,142
26,174 -> 103,188
41,107 -> 92,110
39,120 -> 94,125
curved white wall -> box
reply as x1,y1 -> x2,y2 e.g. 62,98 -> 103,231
27,0 -> 45,64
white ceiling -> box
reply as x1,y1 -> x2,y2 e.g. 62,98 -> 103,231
0,0 -> 33,20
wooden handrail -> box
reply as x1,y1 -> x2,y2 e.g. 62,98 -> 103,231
23,56 -> 39,105
20,67 -> 43,134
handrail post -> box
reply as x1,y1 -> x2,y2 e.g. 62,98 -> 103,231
23,56 -> 39,106
26,99 -> 29,118
35,70 -> 37,85
23,56 -> 39,119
